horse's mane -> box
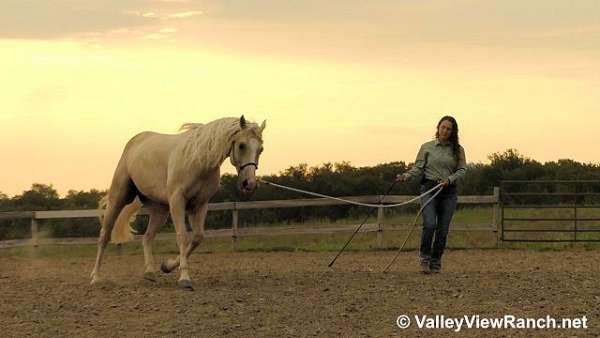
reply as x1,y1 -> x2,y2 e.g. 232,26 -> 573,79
179,123 -> 204,131
179,117 -> 262,171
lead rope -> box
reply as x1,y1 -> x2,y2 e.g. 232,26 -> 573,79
258,179 -> 445,270
259,179 -> 443,208
382,185 -> 444,273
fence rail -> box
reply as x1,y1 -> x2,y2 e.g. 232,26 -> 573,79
500,180 -> 600,242
0,189 -> 502,248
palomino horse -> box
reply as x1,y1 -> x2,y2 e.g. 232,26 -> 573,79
90,116 -> 265,289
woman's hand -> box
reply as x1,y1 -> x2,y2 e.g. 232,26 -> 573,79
439,178 -> 450,187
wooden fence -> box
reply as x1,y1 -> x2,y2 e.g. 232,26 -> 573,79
0,187 -> 501,249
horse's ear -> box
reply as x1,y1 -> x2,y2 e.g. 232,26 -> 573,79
260,120 -> 266,131
240,115 -> 247,129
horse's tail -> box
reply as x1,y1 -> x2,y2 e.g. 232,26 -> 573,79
98,195 -> 142,244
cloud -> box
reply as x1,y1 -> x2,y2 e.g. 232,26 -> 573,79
167,11 -> 204,19
0,0 -> 155,39
159,28 -> 179,33
142,33 -> 167,40
0,0 -> 206,42
1,0 -> 599,59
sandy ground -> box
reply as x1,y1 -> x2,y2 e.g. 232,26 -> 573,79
1,249 -> 599,337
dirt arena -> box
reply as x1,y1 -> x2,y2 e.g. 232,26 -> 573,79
1,249 -> 599,337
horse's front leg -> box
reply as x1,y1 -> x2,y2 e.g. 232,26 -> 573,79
164,190 -> 193,290
185,202 -> 208,257
160,203 -> 208,274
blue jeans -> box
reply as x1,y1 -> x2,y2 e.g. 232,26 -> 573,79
419,184 -> 458,263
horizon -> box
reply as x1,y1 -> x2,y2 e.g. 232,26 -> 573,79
2,1 -> 599,196
3,149 -> 599,198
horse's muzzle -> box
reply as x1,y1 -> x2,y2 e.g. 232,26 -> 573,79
239,178 -> 257,195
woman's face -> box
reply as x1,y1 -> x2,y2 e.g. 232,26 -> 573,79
438,120 -> 453,141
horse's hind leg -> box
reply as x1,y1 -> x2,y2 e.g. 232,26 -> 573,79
90,175 -> 136,285
142,207 -> 168,282
90,200 -> 125,284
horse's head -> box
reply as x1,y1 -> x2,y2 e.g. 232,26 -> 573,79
230,115 -> 265,196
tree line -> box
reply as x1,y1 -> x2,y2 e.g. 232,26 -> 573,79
1,149 -> 600,239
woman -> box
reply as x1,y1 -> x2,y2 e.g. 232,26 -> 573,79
395,116 -> 466,273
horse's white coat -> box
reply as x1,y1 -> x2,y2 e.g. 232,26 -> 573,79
90,116 -> 265,288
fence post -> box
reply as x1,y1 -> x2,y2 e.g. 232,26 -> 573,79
493,187 -> 501,248
30,214 -> 39,247
231,204 -> 239,251
377,206 -> 384,248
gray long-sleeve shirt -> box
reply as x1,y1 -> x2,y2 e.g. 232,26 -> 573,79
402,139 -> 467,184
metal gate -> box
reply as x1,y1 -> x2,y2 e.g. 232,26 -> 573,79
500,180 -> 600,242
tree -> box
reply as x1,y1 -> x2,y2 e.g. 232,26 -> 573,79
12,183 -> 62,210
0,192 -> 9,212
2,148 -> 600,235
64,189 -> 106,209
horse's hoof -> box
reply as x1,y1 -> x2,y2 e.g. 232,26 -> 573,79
177,279 -> 193,291
143,272 -> 157,282
90,276 -> 100,285
161,262 -> 173,274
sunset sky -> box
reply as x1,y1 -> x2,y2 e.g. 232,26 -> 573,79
1,0 -> 599,196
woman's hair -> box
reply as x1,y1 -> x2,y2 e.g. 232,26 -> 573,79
435,115 -> 460,159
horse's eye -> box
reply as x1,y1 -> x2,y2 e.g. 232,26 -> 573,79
239,143 -> 246,151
